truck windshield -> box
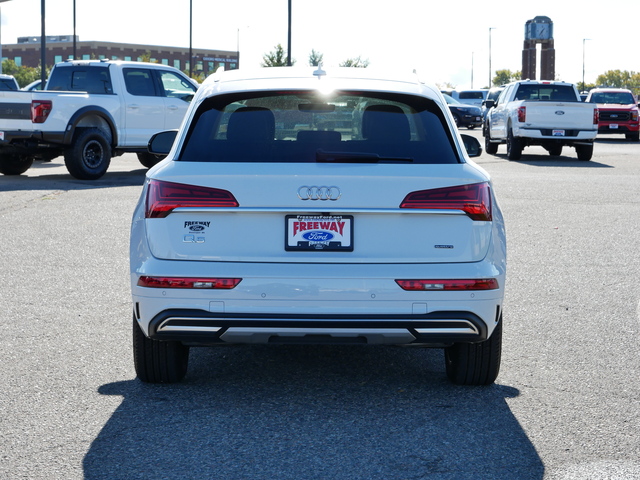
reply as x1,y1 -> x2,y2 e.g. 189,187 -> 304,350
589,92 -> 635,105
178,91 -> 460,164
514,85 -> 577,102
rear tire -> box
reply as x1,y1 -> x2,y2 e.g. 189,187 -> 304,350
484,126 -> 498,154
625,132 -> 639,142
133,314 -> 189,383
575,143 -> 593,161
0,154 -> 34,175
506,129 -> 522,160
445,315 -> 502,385
64,128 -> 112,180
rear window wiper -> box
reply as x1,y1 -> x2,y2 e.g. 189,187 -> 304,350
315,150 -> 413,163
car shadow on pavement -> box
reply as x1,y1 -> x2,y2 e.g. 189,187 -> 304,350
85,345 -> 544,479
0,164 -> 147,192
492,153 -> 612,168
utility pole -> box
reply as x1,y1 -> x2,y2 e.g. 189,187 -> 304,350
287,0 -> 292,66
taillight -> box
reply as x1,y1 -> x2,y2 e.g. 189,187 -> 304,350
137,276 -> 241,289
517,106 -> 526,122
31,100 -> 52,123
593,108 -> 599,125
145,179 -> 238,218
395,279 -> 499,291
400,182 -> 492,221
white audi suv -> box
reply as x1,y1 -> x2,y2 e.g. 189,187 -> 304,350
130,66 -> 507,385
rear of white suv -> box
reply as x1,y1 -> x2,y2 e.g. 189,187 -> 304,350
130,67 -> 506,385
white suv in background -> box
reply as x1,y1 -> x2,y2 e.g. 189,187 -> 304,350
130,67 -> 507,385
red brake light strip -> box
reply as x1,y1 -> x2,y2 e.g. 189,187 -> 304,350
138,276 -> 242,289
395,279 -> 499,291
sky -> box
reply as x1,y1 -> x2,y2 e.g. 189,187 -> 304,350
0,0 -> 636,89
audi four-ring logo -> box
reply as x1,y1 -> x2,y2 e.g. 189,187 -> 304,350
297,186 -> 341,201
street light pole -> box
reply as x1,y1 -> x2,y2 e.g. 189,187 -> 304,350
471,51 -> 474,89
188,0 -> 193,77
582,38 -> 591,92
41,0 -> 46,86
73,0 -> 76,59
488,27 -> 495,88
287,0 -> 292,66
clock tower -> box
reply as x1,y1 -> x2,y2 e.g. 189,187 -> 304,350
522,16 -> 555,81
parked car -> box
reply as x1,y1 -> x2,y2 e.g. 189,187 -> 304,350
0,74 -> 19,91
585,88 -> 640,141
441,89 -> 488,107
21,79 -> 43,91
442,94 -> 483,128
130,66 -> 506,386
455,89 -> 488,107
484,80 -> 598,160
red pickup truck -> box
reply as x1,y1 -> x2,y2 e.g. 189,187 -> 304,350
585,88 -> 640,141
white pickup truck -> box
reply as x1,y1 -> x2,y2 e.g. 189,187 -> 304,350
483,80 -> 598,161
0,60 -> 198,179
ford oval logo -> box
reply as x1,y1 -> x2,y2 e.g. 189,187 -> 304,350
302,231 -> 334,241
555,110 -> 565,115
189,225 -> 206,231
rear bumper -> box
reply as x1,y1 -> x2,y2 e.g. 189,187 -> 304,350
597,123 -> 639,134
0,130 -> 67,155
143,308 -> 495,346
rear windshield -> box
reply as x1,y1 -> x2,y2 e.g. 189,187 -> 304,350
179,91 -> 460,164
47,66 -> 113,94
514,84 -> 577,102
0,78 -> 18,91
589,91 -> 635,105
459,91 -> 485,100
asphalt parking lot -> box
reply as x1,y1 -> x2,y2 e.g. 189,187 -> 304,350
1,132 -> 639,479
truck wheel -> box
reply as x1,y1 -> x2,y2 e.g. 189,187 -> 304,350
0,154 -> 34,175
506,129 -> 522,160
137,152 -> 165,169
547,145 -> 562,156
484,126 -> 498,155
575,144 -> 593,161
133,314 -> 189,383
445,314 -> 502,385
64,128 -> 112,180
625,132 -> 640,142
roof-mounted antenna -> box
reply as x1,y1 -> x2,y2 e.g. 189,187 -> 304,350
313,64 -> 327,79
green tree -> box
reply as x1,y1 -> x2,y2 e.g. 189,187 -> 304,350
339,56 -> 369,68
262,44 -> 294,67
576,81 -> 596,94
308,49 -> 323,66
493,69 -> 521,86
2,60 -> 44,88
595,70 -> 640,95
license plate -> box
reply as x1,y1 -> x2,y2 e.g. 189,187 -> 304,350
552,130 -> 565,136
285,215 -> 353,251
610,124 -> 619,129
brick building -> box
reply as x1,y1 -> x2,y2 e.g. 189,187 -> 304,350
2,35 -> 239,76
